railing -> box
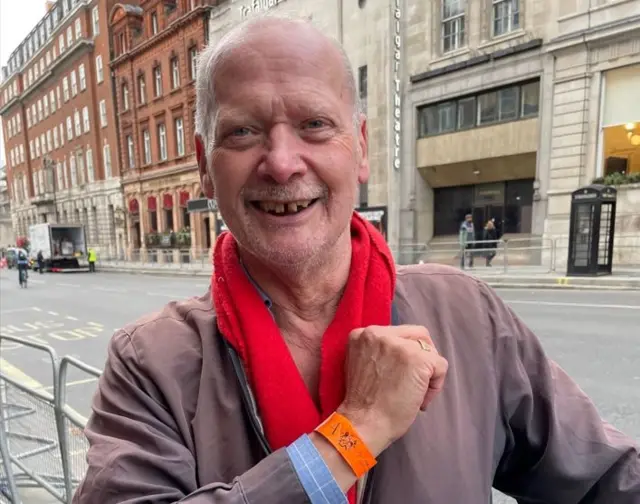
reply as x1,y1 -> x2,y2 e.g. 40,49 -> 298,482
0,335 -> 102,504
93,234 -> 640,276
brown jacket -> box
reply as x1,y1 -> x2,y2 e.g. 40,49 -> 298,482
72,264 -> 640,503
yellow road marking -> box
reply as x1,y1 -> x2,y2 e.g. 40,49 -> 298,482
42,377 -> 99,391
0,358 -> 44,390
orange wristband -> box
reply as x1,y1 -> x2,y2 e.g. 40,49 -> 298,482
315,412 -> 377,478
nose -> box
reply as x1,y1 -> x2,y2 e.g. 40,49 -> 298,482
257,124 -> 307,184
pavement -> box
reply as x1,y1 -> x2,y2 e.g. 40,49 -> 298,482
94,259 -> 640,290
1,270 -> 639,504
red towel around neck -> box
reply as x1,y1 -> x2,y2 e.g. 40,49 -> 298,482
212,212 -> 396,503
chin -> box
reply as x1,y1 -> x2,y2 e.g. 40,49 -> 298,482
242,232 -> 329,268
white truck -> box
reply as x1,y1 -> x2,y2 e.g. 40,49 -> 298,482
28,223 -> 90,272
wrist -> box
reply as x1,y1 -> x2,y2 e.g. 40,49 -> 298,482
334,406 -> 390,458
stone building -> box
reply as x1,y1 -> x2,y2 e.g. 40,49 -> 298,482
109,0 -> 219,262
0,0 -> 126,258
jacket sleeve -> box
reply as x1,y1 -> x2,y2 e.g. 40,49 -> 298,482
71,330 -> 310,504
481,283 -> 640,502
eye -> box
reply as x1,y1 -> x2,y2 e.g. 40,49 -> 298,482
302,119 -> 328,129
230,126 -> 252,137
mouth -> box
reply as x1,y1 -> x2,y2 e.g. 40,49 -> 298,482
250,198 -> 319,216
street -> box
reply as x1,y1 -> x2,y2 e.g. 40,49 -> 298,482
1,269 -> 639,503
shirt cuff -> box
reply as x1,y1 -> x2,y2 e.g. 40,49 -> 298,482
286,434 -> 348,504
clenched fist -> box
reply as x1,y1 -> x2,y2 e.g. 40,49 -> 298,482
337,325 -> 449,457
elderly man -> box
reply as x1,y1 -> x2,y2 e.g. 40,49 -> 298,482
72,16 -> 640,504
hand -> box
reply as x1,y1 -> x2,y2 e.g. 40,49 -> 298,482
336,325 -> 449,457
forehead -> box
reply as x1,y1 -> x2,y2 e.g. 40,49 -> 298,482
212,28 -> 350,115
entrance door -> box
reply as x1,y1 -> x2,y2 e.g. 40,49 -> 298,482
472,205 -> 503,240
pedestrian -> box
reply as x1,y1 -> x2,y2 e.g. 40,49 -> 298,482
88,247 -> 96,273
482,220 -> 498,267
458,213 -> 475,269
37,250 -> 44,274
72,17 -> 640,504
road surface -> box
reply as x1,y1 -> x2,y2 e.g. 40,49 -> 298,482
1,269 -> 639,503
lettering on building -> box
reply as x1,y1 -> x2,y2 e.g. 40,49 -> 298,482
240,0 -> 287,18
392,0 -> 402,172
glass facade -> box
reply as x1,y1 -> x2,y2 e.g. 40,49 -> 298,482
433,179 -> 534,238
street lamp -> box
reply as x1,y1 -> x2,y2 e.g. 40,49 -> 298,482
42,156 -> 59,222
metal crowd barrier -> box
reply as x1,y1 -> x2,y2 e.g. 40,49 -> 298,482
0,335 -> 102,504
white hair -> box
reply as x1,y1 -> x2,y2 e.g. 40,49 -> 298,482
194,14 -> 362,157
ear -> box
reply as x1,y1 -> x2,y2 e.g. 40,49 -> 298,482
356,114 -> 370,185
195,134 -> 214,199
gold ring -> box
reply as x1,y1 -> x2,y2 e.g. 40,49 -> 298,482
418,340 -> 431,352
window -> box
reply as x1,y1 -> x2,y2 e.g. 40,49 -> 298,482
154,66 -> 163,97
143,129 -> 151,164
43,95 -> 49,117
82,106 -> 90,132
46,51 -> 51,66
67,26 -> 73,47
86,148 -> 94,183
29,141 -> 34,160
59,123 -> 65,146
50,90 -> 56,113
99,100 -> 107,127
70,155 -> 77,186
35,136 -> 41,157
38,100 -> 43,121
442,0 -> 465,53
56,86 -> 61,106
16,115 -> 21,132
53,127 -> 59,149
79,64 -> 86,90
40,133 -> 46,155
96,55 -> 104,83
171,57 -> 180,89
66,116 -> 74,140
122,83 -> 129,111
75,18 -> 82,39
189,47 -> 198,80
103,143 -> 112,178
62,159 -> 68,188
493,0 -> 520,37
417,80 -> 539,137
127,135 -> 135,169
71,70 -> 78,96
158,124 -> 167,160
20,144 -> 25,163
175,118 -> 185,156
119,33 -> 126,54
151,12 -> 158,35
520,81 -> 540,117
28,68 -> 33,86
77,150 -> 86,185
92,7 -> 100,36
27,108 -> 32,128
59,34 -> 65,53
74,110 -> 82,136
47,130 -> 52,151
63,77 -> 70,101
31,104 -> 37,123
138,76 -> 146,104
56,162 -> 63,190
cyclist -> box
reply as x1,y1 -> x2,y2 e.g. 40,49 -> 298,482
17,250 -> 29,288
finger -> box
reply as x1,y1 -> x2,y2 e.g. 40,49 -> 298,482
394,325 -> 436,347
420,355 -> 449,411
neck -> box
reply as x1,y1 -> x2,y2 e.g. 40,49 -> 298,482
239,232 -> 352,324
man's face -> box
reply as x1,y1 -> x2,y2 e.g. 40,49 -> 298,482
196,26 -> 369,266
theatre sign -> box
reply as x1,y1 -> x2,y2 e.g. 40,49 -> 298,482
240,0 -> 288,18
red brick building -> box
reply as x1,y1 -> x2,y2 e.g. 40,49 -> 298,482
0,0 -> 126,257
109,0 -> 220,261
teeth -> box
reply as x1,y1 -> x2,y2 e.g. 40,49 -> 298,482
258,200 -> 314,214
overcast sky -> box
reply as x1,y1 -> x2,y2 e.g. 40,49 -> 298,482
0,0 -> 47,167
